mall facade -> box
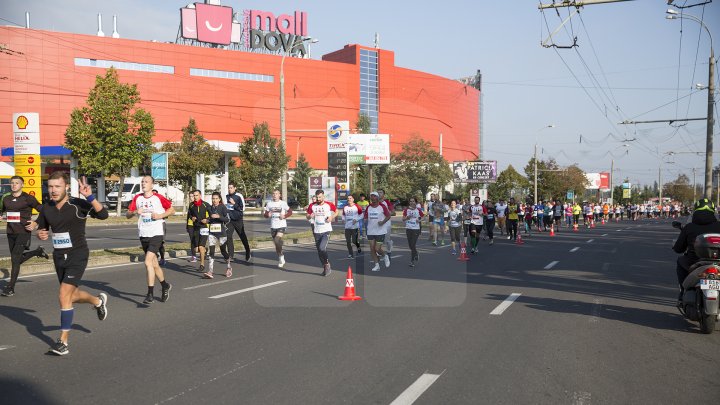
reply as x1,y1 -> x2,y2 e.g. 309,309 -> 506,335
0,11 -> 480,172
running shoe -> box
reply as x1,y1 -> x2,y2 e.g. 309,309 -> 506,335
49,339 -> 69,356
348,254 -> 354,259
95,293 -> 108,321
322,263 -> 331,277
208,257 -> 214,273
0,287 -> 14,297
507,235 -> 512,240
278,255 -> 286,268
357,247 -> 362,254
388,240 -> 394,253
489,239 -> 494,245
409,261 -> 415,267
383,254 -> 391,267
143,293 -> 154,305
189,256 -> 197,263
246,253 -> 253,262
451,249 -> 457,255
432,241 -> 438,246
371,263 -> 381,272
199,264 -> 205,273
37,246 -> 49,260
225,268 -> 232,278
202,272 -> 214,279
441,240 -> 446,246
161,284 -> 172,302
159,257 -> 166,266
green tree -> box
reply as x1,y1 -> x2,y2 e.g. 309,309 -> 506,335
389,135 -> 452,200
290,153 -> 315,206
160,118 -> 222,198
663,173 -> 693,204
488,165 -> 530,201
65,67 -> 155,215
352,112 -> 373,195
524,158 -> 587,202
238,122 -> 290,197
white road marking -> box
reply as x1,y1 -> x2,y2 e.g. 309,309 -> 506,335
601,234 -> 608,237
184,275 -> 255,290
615,229 -> 622,232
490,293 -> 522,315
390,373 -> 443,405
570,247 -> 580,252
544,261 -> 559,270
586,239 -> 594,243
0,345 -> 15,351
209,281 -> 287,299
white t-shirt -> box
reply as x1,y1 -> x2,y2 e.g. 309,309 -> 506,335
343,204 -> 363,230
448,209 -> 462,228
496,203 -> 507,218
265,200 -> 290,229
306,201 -> 337,234
470,204 -> 485,226
364,204 -> 391,236
128,193 -> 172,238
403,207 -> 423,230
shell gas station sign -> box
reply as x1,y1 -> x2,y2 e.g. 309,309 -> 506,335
12,113 -> 42,199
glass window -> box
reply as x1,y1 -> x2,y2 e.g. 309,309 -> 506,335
74,58 -> 174,74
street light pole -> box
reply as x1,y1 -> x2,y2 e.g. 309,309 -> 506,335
534,124 -> 555,204
667,9 -> 715,199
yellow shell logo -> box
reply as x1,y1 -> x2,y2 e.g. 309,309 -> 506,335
16,115 -> 29,130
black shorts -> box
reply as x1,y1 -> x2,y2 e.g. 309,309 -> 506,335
469,223 -> 483,234
271,227 -> 287,238
367,234 -> 386,243
192,228 -> 209,247
140,235 -> 164,255
53,249 -> 90,286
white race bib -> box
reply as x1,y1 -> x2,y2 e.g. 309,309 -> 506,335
315,216 -> 326,225
52,232 -> 73,249
210,223 -> 222,233
140,212 -> 153,225
6,212 -> 20,223
199,227 -> 209,236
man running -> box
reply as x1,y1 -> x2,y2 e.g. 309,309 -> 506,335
306,189 -> 337,276
377,189 -> 395,254
364,192 -> 391,271
188,190 -> 211,272
469,196 -> 484,252
264,189 -> 292,268
425,193 -> 437,242
402,196 -> 424,266
342,195 -> 362,259
447,200 -> 463,255
356,193 -> 369,240
127,175 -> 174,305
226,183 -> 252,263
496,199 -> 507,236
186,191 -> 198,263
552,199 -> 563,233
0,175 -> 49,297
432,198 -> 448,246
34,173 -> 108,356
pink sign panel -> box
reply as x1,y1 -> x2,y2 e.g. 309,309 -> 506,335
195,3 -> 233,45
181,8 -> 197,39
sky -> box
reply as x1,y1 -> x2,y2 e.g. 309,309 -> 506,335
1,0 -> 719,187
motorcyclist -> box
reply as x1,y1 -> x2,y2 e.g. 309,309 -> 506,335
672,198 -> 720,302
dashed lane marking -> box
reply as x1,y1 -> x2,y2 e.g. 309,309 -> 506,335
184,275 -> 255,290
209,280 -> 287,299
389,372 -> 444,405
490,293 -> 522,315
601,234 -> 608,237
586,239 -> 594,243
544,261 -> 559,270
0,345 -> 15,351
570,247 -> 580,252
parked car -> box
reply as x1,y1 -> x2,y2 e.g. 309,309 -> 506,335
287,196 -> 299,209
244,196 -> 261,208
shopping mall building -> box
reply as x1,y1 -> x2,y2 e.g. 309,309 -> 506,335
0,3 -> 481,189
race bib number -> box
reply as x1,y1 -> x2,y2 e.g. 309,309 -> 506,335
6,212 -> 20,223
140,213 -> 153,224
210,223 -> 222,233
199,227 -> 209,236
487,214 -> 494,219
407,219 -> 417,226
369,212 -> 379,220
271,211 -> 281,219
52,232 -> 73,249
315,216 -> 326,225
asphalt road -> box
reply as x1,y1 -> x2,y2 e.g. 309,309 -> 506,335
1,218 -> 719,404
0,217 -> 315,258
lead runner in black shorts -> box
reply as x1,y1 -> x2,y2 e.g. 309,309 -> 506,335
34,172 -> 109,356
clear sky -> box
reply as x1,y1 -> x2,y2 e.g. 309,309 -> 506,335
1,0 -> 719,187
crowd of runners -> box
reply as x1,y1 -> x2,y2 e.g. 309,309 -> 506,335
0,171 -> 687,356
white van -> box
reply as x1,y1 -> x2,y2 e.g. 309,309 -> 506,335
106,177 -> 184,209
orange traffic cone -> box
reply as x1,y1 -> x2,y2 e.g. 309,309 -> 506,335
573,222 -> 578,232
601,217 -> 605,225
591,219 -> 595,228
516,233 -> 524,245
457,242 -> 470,261
549,225 -> 555,237
338,266 -> 362,301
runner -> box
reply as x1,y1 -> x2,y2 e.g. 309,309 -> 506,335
552,199 -> 563,233
188,190 -> 211,272
364,191 -> 392,271
432,198 -> 448,246
461,198 -> 472,243
377,189 -> 395,254
34,173 -> 108,356
535,200 -> 545,232
126,175 -> 174,305
469,196 -> 484,252
202,192 -> 232,279
264,189 -> 292,268
484,199 -> 497,245
506,198 -> 520,240
425,193 -> 436,242
306,189 -> 337,276
151,189 -> 167,266
447,200 -> 462,255
402,196 -> 423,267
572,201 -> 581,227
356,193 -> 369,240
342,194 -> 363,258
226,183 -> 252,263
186,191 -> 198,263
0,175 -> 49,297
496,199 -> 507,236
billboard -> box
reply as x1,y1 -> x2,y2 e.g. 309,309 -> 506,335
586,172 -> 610,190
151,152 -> 169,181
453,161 -> 497,183
348,134 -> 390,165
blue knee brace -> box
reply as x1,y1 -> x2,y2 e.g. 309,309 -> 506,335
60,308 -> 74,332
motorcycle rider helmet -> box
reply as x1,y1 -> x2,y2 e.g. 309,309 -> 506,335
693,198 -> 715,212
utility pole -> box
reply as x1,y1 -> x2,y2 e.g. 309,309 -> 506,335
534,144 -> 538,205
705,47 -> 715,199
693,167 -> 697,202
610,159 -> 614,204
659,166 -> 662,205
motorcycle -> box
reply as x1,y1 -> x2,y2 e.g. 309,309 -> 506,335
672,221 -> 720,334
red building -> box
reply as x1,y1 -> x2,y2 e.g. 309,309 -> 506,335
0,25 -> 480,169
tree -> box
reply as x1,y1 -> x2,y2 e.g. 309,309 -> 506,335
238,122 -> 290,197
663,173 -> 693,204
488,165 -> 530,201
523,158 -> 587,202
352,112 -> 373,195
160,118 -> 222,197
290,153 -> 315,206
65,67 -> 155,215
389,135 -> 452,200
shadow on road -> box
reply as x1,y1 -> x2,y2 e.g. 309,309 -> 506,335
0,376 -> 61,405
0,306 -> 91,346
